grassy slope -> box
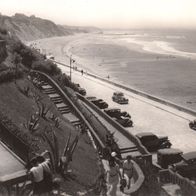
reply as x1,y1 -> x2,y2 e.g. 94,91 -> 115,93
0,77 -> 101,194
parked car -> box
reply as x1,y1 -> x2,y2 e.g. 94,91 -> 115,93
135,132 -> 172,152
77,87 -> 86,96
91,99 -> 108,109
86,96 -> 97,101
86,96 -> 108,109
112,92 -> 129,104
157,148 -> 183,169
189,120 -> 196,130
73,83 -> 86,96
114,117 -> 133,127
171,151 -> 196,178
104,108 -> 131,119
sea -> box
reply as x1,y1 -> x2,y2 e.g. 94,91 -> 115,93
34,29 -> 196,111
67,29 -> 196,111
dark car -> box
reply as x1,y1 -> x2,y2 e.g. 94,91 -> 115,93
171,151 -> 196,178
86,96 -> 108,109
114,117 -> 133,127
77,87 -> 86,96
73,83 -> 86,96
104,108 -> 131,119
135,132 -> 172,152
189,120 -> 196,130
112,92 -> 129,104
157,148 -> 183,169
91,99 -> 108,109
86,96 -> 97,101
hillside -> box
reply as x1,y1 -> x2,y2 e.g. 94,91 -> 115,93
0,13 -> 102,41
0,27 -> 104,195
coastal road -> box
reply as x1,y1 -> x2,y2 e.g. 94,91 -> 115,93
58,64 -> 196,154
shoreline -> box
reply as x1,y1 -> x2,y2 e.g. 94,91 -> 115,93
29,32 -> 196,111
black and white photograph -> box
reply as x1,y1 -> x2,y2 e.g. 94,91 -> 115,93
1,0 -> 196,195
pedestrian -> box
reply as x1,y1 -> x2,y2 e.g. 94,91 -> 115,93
29,151 -> 52,195
37,154 -> 53,193
29,157 -> 45,195
106,160 -> 121,196
81,69 -> 83,75
122,155 -> 134,189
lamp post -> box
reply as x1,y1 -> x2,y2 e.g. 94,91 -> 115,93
69,55 -> 75,82
70,55 -> 72,81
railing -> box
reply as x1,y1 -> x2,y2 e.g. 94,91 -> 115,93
31,70 -> 147,195
30,71 -> 106,154
0,122 -> 29,163
77,93 -> 149,155
159,169 -> 196,196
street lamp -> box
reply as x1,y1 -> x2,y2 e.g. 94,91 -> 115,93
69,55 -> 75,81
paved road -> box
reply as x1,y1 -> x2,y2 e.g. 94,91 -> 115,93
59,64 -> 196,154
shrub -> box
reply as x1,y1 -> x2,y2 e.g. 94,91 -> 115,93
0,68 -> 23,83
32,60 -> 61,76
0,27 -> 8,35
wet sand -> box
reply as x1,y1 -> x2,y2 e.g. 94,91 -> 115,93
30,33 -> 196,111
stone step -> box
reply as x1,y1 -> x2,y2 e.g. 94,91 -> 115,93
58,106 -> 70,111
60,109 -> 71,114
58,106 -> 70,110
41,81 -> 48,85
50,97 -> 62,101
72,120 -> 82,126
53,99 -> 63,104
42,89 -> 56,94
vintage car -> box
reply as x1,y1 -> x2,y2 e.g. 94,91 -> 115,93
135,132 -> 172,152
157,148 -> 183,169
189,120 -> 196,130
73,83 -> 86,96
91,99 -> 108,109
171,151 -> 196,178
112,91 -> 129,104
104,108 -> 131,119
86,96 -> 108,109
114,117 -> 133,127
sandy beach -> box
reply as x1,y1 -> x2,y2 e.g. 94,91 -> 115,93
30,31 -> 196,111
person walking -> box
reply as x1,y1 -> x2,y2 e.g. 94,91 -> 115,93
29,151 -> 52,195
29,157 -> 45,195
106,160 -> 121,196
122,155 -> 134,189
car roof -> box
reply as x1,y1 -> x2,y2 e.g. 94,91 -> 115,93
182,151 -> 196,161
158,148 -> 182,155
114,91 -> 123,94
136,132 -> 155,138
104,108 -> 120,111
86,96 -> 96,100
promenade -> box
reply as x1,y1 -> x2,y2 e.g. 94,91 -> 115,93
58,64 -> 196,154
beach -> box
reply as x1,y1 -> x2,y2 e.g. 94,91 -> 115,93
31,30 -> 196,111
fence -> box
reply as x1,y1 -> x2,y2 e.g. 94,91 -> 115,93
32,70 -> 147,195
78,93 -> 149,155
159,169 -> 196,196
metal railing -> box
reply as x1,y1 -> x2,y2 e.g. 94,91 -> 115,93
159,169 -> 196,196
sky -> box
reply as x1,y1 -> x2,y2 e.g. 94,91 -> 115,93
1,0 -> 196,29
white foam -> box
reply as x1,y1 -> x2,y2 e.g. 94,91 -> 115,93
119,37 -> 196,59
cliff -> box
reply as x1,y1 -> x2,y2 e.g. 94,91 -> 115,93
0,13 -> 101,41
